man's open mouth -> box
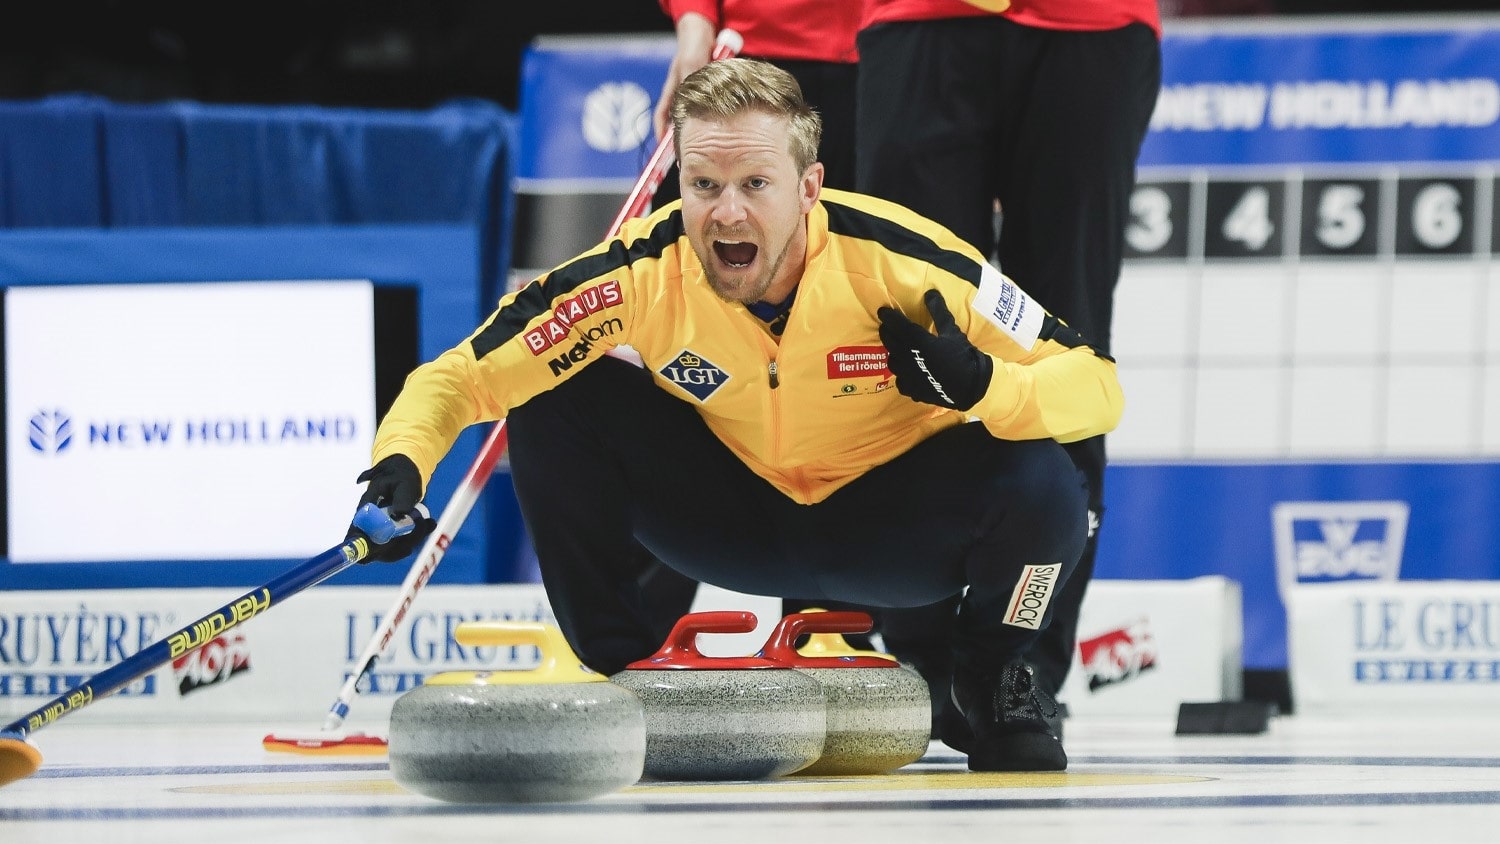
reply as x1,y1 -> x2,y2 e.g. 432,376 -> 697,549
713,240 -> 759,268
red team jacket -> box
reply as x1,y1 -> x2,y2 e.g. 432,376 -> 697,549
863,0 -> 1161,37
658,0 -> 861,63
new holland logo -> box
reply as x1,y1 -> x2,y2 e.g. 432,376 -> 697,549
580,82 -> 652,153
657,350 -> 730,402
28,409 -> 74,455
1271,500 -> 1409,598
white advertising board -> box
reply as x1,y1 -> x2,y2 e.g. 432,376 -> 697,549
0,579 -> 1241,728
5,280 -> 377,562
1059,577 -> 1244,717
1289,581 -> 1500,716
0,585 -> 558,729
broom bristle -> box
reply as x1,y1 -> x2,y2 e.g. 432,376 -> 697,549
0,734 -> 43,787
262,731 -> 388,755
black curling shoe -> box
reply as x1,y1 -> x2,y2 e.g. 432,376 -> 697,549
946,659 -> 1067,772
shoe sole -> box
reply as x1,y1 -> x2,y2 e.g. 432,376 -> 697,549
964,731 -> 1067,772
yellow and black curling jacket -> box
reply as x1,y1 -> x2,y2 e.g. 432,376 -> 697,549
372,188 -> 1123,505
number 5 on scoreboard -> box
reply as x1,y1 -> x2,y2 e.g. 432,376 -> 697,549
1300,178 -> 1381,258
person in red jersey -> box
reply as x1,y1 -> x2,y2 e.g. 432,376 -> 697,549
855,0 -> 1162,750
653,1 -> 860,195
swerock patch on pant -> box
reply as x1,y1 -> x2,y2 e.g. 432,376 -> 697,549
1003,563 -> 1061,629
658,349 -> 730,402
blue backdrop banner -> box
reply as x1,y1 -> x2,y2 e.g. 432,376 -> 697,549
1143,23 -> 1500,167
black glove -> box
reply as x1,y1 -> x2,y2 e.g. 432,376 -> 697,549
351,454 -> 436,563
877,289 -> 994,412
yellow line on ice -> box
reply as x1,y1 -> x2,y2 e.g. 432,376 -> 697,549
627,771 -> 1211,793
173,770 -> 1209,796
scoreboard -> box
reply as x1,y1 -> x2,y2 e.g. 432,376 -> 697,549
1127,170 -> 1493,261
1106,18 -> 1500,671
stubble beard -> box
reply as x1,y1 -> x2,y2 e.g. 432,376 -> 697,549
702,230 -> 792,306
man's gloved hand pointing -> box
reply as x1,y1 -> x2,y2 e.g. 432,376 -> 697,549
877,289 -> 993,412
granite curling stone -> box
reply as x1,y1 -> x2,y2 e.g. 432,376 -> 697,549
388,621 -> 645,803
610,610 -> 826,781
763,610 -> 931,776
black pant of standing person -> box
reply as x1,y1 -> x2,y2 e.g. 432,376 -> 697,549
855,16 -> 1162,712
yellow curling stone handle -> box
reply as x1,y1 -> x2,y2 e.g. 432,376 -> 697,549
424,621 -> 606,686
794,607 -> 898,661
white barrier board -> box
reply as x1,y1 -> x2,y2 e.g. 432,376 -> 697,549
0,585 -> 555,730
1058,576 -> 1243,716
1288,581 -> 1500,716
1,578 -> 1238,727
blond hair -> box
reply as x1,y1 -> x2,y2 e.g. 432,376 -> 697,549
669,58 -> 822,174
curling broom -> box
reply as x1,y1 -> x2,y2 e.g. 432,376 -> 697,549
261,421 -> 508,754
0,503 -> 423,788
261,27 -> 744,756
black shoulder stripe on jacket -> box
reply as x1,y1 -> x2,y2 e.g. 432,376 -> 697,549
823,199 -> 984,288
826,199 -> 1116,362
1039,315 -> 1116,363
470,212 -> 685,360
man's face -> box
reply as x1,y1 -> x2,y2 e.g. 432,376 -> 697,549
677,110 -> 821,305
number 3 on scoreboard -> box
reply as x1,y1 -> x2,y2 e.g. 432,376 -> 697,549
1124,180 -> 1191,260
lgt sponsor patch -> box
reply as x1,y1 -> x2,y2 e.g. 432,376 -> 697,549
658,349 -> 730,402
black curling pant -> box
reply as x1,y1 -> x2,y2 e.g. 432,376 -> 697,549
506,357 -> 1090,677
856,17 -> 1161,694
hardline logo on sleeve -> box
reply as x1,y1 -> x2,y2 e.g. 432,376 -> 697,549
973,264 -> 1044,349
1003,564 -> 1061,629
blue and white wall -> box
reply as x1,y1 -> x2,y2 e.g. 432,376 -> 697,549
1104,18 -> 1500,669
507,19 -> 1500,672
4,18 -> 1497,687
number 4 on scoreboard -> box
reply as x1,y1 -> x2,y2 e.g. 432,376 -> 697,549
1206,180 -> 1286,259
